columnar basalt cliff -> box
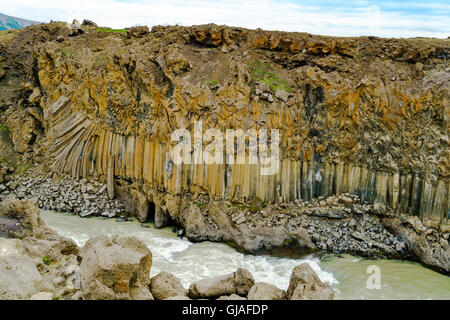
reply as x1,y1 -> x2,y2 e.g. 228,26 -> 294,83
0,22 -> 448,272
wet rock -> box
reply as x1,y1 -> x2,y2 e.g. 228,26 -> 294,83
247,282 -> 286,300
234,268 -> 255,296
287,263 -> 334,300
129,189 -> 149,223
155,206 -> 170,229
150,271 -> 186,300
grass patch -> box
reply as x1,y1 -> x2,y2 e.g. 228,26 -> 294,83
194,202 -> 206,208
204,79 -> 219,86
23,164 -> 33,172
61,49 -> 73,58
249,60 -> 291,93
42,255 -> 52,265
233,201 -> 267,214
95,28 -> 127,33
0,123 -> 8,134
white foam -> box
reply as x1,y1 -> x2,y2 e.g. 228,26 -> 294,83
41,210 -> 337,290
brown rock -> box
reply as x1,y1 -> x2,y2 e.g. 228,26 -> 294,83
234,268 -> 255,296
247,282 -> 286,300
80,235 -> 153,300
287,263 -> 334,300
150,271 -> 186,300
188,272 -> 235,299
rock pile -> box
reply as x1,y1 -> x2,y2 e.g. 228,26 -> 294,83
0,176 -> 125,218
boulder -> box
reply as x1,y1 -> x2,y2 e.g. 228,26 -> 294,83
188,272 -> 236,299
0,238 -> 42,299
247,282 -> 286,300
0,197 -> 79,256
287,263 -> 334,300
150,271 -> 186,300
0,197 -> 44,239
154,206 -> 170,229
81,19 -> 97,27
129,188 -> 149,223
234,268 -> 255,296
80,235 -> 153,300
126,26 -> 150,38
275,89 -> 289,102
68,19 -> 83,36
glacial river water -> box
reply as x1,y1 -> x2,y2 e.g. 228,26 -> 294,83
41,210 -> 450,300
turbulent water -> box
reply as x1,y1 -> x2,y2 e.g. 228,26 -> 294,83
41,210 -> 450,300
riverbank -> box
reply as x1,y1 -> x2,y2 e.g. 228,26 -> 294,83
2,173 -> 449,275
0,197 -> 336,300
41,209 -> 450,300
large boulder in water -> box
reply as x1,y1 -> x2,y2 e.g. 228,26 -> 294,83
247,282 -> 287,300
80,235 -> 153,300
287,263 -> 334,300
150,271 -> 186,300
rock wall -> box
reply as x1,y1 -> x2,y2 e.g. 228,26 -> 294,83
0,23 -> 448,225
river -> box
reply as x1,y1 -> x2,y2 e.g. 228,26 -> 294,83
41,210 -> 450,300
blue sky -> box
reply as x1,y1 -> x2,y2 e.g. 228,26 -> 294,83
3,0 -> 449,38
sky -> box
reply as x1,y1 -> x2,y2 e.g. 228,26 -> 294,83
2,0 -> 449,38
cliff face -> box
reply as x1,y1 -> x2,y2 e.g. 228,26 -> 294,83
0,23 -> 448,225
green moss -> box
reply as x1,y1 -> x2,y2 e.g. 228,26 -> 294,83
61,49 -> 73,57
23,164 -> 33,172
95,28 -> 126,33
234,201 -> 266,214
0,123 -> 8,133
42,255 -> 52,265
204,79 -> 219,86
249,60 -> 291,93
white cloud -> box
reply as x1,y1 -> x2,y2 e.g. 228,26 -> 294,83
2,0 -> 449,38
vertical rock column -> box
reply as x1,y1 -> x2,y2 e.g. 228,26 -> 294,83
107,153 -> 115,200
